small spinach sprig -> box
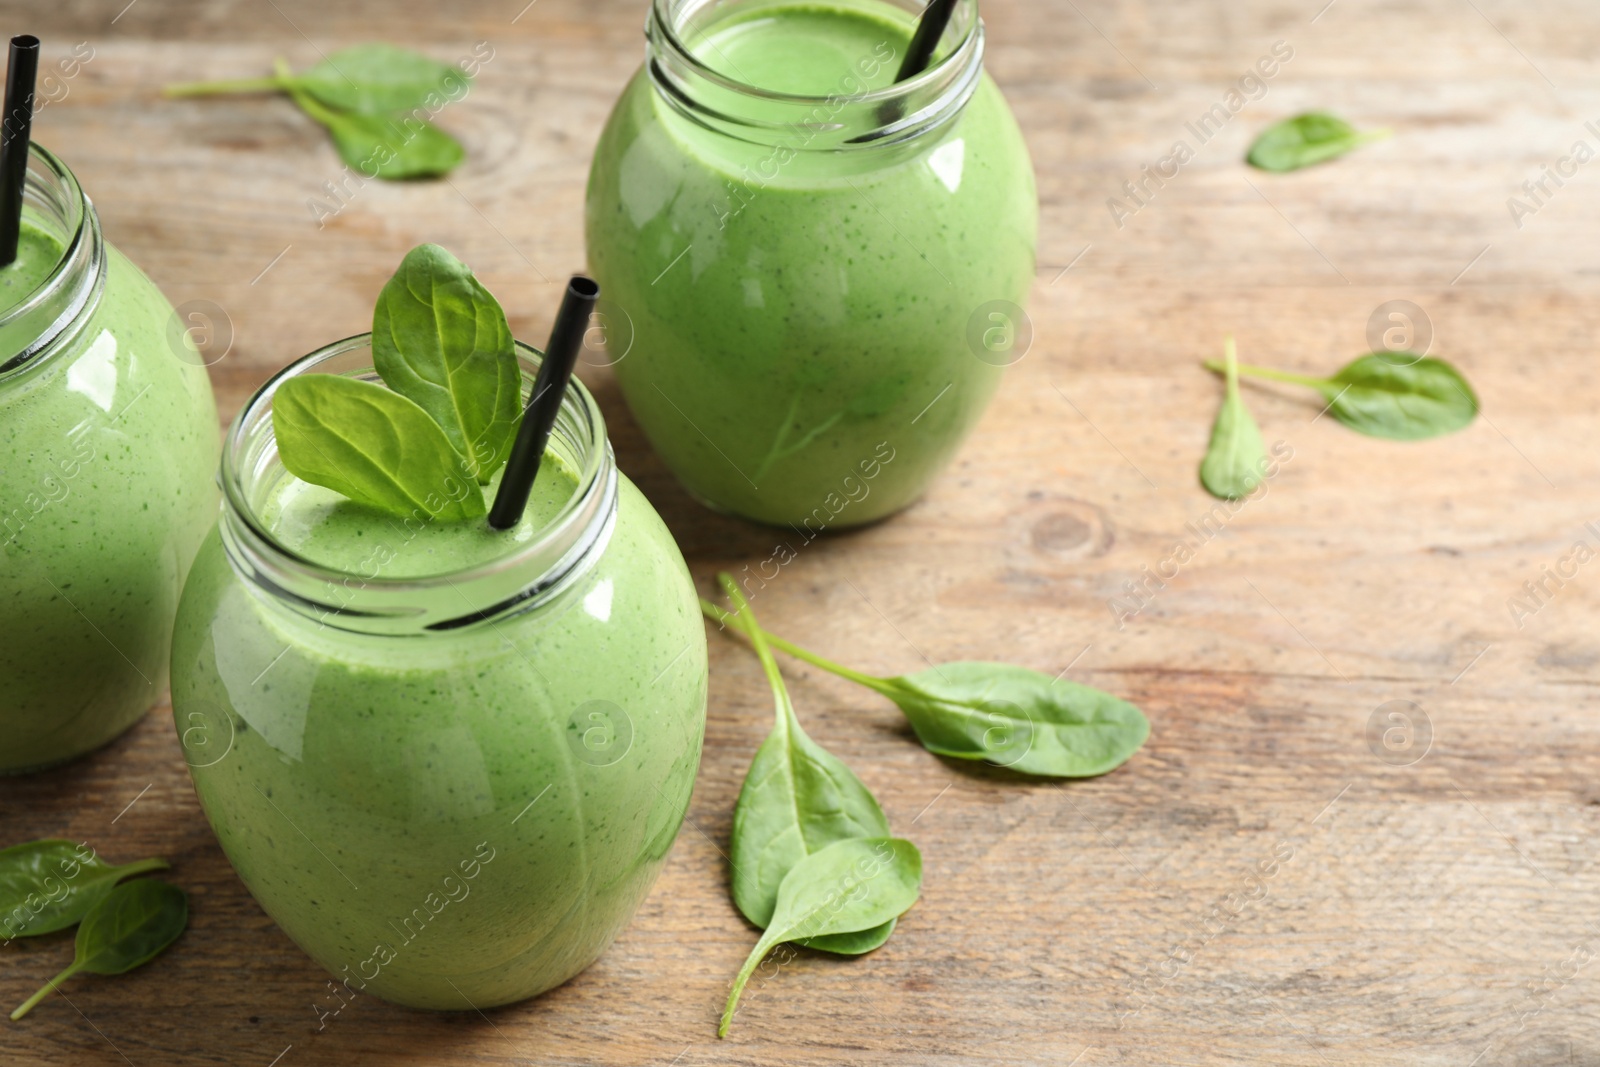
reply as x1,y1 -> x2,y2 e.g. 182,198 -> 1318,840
1201,352 -> 1478,440
720,838 -> 921,1037
1246,112 -> 1389,172
0,840 -> 168,941
165,44 -> 469,178
272,244 -> 521,520
11,880 -> 188,1020
703,586 -> 1149,779
717,577 -> 900,954
1199,336 -> 1269,500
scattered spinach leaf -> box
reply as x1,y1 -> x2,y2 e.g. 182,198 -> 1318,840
1199,335 -> 1268,500
796,918 -> 898,955
0,841 -> 168,941
164,47 -> 469,179
272,373 -> 486,521
320,108 -> 465,179
372,244 -> 520,481
11,880 -> 188,1020
1247,112 -> 1389,172
295,44 -> 467,114
718,578 -> 892,943
703,592 -> 1150,779
883,664 -> 1151,778
1202,353 -> 1479,440
1315,355 -> 1479,439
280,61 -> 464,179
719,837 -> 921,1037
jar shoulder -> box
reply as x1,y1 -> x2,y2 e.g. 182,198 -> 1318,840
590,66 -> 1036,195
177,471 -> 704,690
171,478 -> 707,790
0,240 -> 219,431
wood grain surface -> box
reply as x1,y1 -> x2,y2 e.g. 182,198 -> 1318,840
4,1 -> 1600,1064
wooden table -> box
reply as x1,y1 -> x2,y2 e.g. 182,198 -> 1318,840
5,0 -> 1598,1063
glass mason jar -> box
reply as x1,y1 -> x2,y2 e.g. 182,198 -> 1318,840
586,0 -> 1036,528
170,336 -> 707,1010
0,143 -> 220,774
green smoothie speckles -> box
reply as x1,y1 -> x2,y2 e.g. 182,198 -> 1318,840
0,219 -> 220,774
0,226 -> 64,310
172,354 -> 707,1009
585,0 -> 1037,527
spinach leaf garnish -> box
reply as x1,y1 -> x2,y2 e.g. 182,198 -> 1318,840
372,244 -> 519,481
272,374 -> 486,521
269,245 -> 532,521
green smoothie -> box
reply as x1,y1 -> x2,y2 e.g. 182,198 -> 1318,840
701,4 -> 903,95
172,354 -> 707,1009
0,225 -> 65,308
1,211 -> 219,773
261,460 -> 575,578
586,0 -> 1036,527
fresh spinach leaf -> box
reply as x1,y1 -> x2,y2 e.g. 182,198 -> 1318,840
164,48 -> 470,180
702,593 -> 1150,779
273,373 -> 486,521
1247,112 -> 1388,172
281,62 -> 464,179
883,664 -> 1151,778
719,837 -> 921,1037
798,918 -> 896,955
718,578 -> 891,936
1199,335 -> 1268,500
322,110 -> 465,179
296,44 -> 467,114
372,244 -> 520,482
11,880 -> 188,1020
1202,353 -> 1478,440
0,841 -> 168,940
1316,354 -> 1478,440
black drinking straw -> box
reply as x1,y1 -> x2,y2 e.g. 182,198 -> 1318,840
0,35 -> 39,269
854,0 -> 959,140
487,275 -> 600,530
895,0 -> 957,81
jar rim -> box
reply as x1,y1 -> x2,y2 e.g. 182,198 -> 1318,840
0,141 -> 103,378
219,333 -> 619,634
645,0 -> 984,148
647,0 -> 978,105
